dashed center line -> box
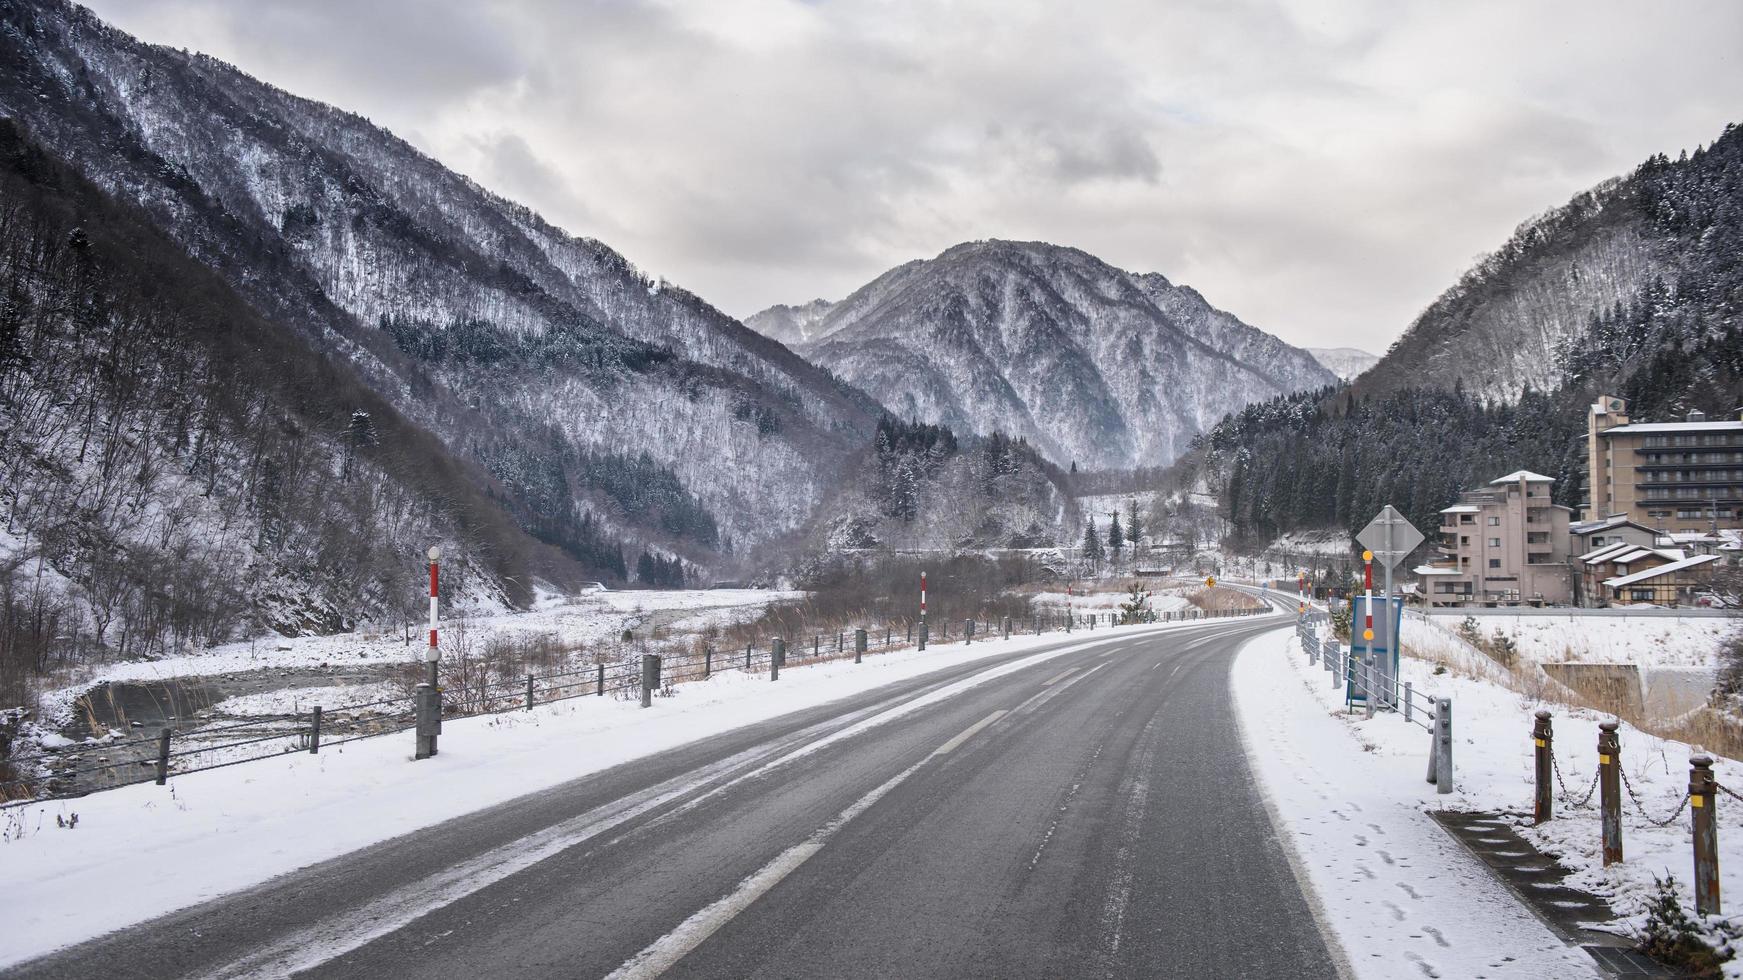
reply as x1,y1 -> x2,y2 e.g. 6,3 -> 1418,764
932,710 -> 1008,757
1042,667 -> 1080,686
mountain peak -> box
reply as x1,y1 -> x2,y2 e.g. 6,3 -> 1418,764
772,240 -> 1337,469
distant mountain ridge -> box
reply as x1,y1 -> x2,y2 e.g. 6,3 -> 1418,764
1306,347 -> 1380,381
750,240 -> 1337,470
744,298 -> 837,347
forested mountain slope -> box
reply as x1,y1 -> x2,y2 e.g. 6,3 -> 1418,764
0,119 -> 572,694
1177,123 -> 1743,549
0,0 -> 881,574
754,240 -> 1336,471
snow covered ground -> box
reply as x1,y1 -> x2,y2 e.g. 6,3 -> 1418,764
0,615 -> 1261,968
1413,612 -> 1734,669
32,588 -> 804,729
1237,620 -> 1743,977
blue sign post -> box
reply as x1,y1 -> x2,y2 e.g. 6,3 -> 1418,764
1347,594 -> 1404,705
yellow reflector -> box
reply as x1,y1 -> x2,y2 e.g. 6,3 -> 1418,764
1599,754 -> 1612,764
1693,796 -> 1705,808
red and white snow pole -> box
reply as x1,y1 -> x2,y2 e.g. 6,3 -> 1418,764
1067,582 -> 1074,632
918,571 -> 928,651
416,545 -> 443,760
1361,549 -> 1374,642
426,546 -> 441,685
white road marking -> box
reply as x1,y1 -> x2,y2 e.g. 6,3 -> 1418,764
606,712 -> 1007,979
188,740 -> 802,980
1042,667 -> 1080,686
931,710 -> 1008,757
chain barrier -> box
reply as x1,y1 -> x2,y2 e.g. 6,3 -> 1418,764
1550,753 -> 1600,809
1715,781 -> 1743,806
1618,765 -> 1692,827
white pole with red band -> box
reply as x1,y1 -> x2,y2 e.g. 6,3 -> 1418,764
918,570 -> 928,650
1361,549 -> 1374,642
426,546 -> 441,683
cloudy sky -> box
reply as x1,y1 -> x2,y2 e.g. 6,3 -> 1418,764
85,0 -> 1742,353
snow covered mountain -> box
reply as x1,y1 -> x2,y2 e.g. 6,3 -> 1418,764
1305,347 -> 1380,381
753,241 -> 1337,470
1353,179 -> 1673,402
744,299 -> 837,347
0,0 -> 881,574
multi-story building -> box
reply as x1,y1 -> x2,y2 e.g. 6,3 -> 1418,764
1415,470 -> 1573,607
1585,398 -> 1743,534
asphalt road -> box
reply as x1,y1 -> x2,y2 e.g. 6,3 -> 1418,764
8,611 -> 1344,980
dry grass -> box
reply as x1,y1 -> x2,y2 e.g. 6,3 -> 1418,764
1188,586 -> 1267,612
1405,617 -> 1743,761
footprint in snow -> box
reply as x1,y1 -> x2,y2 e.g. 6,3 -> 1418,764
1404,951 -> 1442,978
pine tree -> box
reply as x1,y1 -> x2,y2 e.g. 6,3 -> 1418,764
1081,516 -> 1104,563
1108,511 -> 1124,558
1124,498 -> 1143,549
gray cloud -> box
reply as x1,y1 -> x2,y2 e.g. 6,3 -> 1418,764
83,0 -> 1743,354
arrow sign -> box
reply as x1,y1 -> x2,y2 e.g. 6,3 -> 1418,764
1356,505 -> 1424,572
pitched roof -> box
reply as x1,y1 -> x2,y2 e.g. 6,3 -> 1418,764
1570,515 -> 1658,536
1488,470 -> 1555,484
1439,505 -> 1481,514
1579,541 -> 1638,563
1603,553 -> 1722,588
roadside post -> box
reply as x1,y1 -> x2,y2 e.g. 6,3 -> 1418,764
640,654 -> 660,708
919,571 -> 928,652
854,628 -> 867,664
155,727 -> 171,785
1692,754 -> 1720,914
415,545 -> 442,760
771,638 -> 785,680
1533,710 -> 1553,823
1599,721 -> 1622,864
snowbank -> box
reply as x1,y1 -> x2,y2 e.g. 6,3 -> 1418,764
1239,621 -> 1743,976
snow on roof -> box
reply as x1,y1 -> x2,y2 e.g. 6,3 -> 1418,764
1488,470 -> 1555,484
1603,553 -> 1722,588
1608,548 -> 1658,565
1579,542 -> 1637,563
1413,565 -> 1462,576
1570,514 -> 1653,535
1601,420 -> 1743,435
1439,505 -> 1481,514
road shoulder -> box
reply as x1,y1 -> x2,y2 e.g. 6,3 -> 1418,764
1230,626 -> 1600,979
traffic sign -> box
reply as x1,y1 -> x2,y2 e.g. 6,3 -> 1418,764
1205,575 -> 1216,588
1356,505 -> 1424,571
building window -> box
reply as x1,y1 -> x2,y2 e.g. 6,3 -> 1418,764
1488,538 -> 1501,547
1460,536 -> 1470,545
1488,559 -> 1502,569
1591,536 -> 1607,547
1631,589 -> 1654,602
1487,516 -> 1500,526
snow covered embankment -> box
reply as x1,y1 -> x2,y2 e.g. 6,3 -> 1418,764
1238,622 -> 1743,977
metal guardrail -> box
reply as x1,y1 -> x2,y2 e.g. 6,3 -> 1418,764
1293,614 -> 1453,794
